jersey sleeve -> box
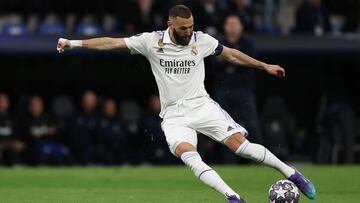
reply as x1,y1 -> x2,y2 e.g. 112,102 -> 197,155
202,33 -> 221,57
124,32 -> 153,56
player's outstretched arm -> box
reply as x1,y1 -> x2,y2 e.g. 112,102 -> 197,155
57,37 -> 127,53
219,46 -> 285,78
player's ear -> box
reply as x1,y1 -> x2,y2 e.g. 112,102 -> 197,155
167,19 -> 173,28
168,16 -> 176,28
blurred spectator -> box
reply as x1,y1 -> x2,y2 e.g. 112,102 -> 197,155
51,95 -> 75,119
143,94 -> 177,164
192,0 -> 226,36
116,0 -> 165,34
119,99 -> 144,164
214,15 -> 263,144
261,96 -> 296,160
22,96 -> 69,165
37,13 -> 65,35
75,14 -> 102,36
0,93 -> 25,166
262,0 -> 286,33
2,14 -> 28,36
317,100 -> 355,164
96,98 -> 127,165
67,90 -> 98,165
210,15 -> 263,164
343,0 -> 360,32
102,14 -> 120,34
294,0 -> 331,35
229,0 -> 256,32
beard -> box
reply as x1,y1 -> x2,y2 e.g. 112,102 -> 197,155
173,28 -> 191,46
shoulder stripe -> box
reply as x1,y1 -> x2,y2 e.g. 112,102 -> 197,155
156,30 -> 165,38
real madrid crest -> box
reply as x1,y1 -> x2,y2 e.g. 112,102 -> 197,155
157,39 -> 164,53
158,39 -> 164,48
191,45 -> 198,56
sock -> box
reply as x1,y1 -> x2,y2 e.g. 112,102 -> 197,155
181,151 -> 240,199
235,140 -> 295,178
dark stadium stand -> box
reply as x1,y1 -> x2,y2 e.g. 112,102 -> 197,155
1,34 -> 360,55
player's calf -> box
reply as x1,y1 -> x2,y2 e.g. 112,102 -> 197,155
180,151 -> 241,200
233,139 -> 295,178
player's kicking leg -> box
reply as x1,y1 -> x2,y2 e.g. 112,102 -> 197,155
175,142 -> 246,203
225,133 -> 316,200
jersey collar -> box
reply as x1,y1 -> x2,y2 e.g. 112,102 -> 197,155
163,28 -> 196,46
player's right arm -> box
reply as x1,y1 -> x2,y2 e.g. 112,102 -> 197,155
57,37 -> 127,53
219,46 -> 286,78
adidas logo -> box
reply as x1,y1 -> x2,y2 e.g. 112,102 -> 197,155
157,48 -> 164,53
227,126 -> 234,132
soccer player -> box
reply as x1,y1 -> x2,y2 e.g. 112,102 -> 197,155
57,5 -> 316,203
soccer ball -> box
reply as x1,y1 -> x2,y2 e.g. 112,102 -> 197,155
268,180 -> 300,203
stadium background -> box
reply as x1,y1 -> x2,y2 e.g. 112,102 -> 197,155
0,0 -> 359,167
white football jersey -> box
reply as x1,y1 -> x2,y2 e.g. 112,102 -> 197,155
124,28 -> 220,117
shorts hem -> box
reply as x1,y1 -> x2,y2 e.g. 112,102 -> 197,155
221,128 -> 248,143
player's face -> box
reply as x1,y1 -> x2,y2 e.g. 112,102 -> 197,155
170,16 -> 194,46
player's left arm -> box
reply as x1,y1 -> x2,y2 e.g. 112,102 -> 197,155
218,45 -> 285,78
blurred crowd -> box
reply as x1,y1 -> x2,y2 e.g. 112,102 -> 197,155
1,88 -> 358,166
0,0 -> 359,36
0,89 -> 305,166
0,91 -> 183,166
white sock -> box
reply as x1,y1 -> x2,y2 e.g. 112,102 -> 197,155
181,151 -> 240,199
235,140 -> 295,178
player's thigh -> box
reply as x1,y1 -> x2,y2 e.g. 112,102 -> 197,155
161,121 -> 197,156
194,100 -> 248,144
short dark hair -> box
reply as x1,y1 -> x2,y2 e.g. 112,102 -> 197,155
169,4 -> 192,19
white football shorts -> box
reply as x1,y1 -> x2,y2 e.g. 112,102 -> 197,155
161,96 -> 248,155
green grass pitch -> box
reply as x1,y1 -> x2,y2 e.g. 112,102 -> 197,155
0,165 -> 359,202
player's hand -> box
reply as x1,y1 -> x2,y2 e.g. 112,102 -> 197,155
263,64 -> 286,78
57,38 -> 71,53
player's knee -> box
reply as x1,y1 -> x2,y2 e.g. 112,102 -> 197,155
225,132 -> 247,152
175,142 -> 197,157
